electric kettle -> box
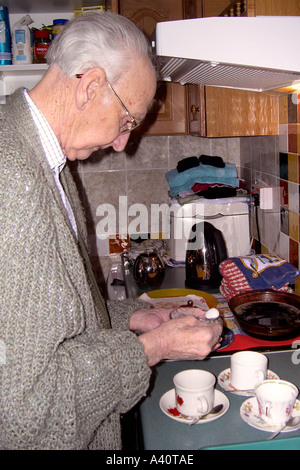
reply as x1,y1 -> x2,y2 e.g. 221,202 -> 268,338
133,250 -> 165,288
185,222 -> 228,291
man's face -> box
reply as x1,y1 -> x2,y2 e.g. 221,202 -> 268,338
64,58 -> 157,161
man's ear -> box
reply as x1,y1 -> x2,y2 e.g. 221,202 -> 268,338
75,67 -> 106,110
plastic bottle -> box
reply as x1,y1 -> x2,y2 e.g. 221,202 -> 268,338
33,30 -> 51,63
12,14 -> 34,65
52,19 -> 68,40
0,6 -> 12,65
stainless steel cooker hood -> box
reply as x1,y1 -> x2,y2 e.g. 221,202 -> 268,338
153,16 -> 300,92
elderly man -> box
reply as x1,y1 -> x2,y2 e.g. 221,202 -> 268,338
0,12 -> 222,449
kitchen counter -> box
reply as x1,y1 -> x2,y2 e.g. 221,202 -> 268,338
122,263 -> 191,299
139,350 -> 300,450
123,263 -> 299,355
122,263 -> 300,449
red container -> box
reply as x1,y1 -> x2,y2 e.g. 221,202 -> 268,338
33,30 -> 51,63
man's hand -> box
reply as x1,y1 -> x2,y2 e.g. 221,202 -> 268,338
130,308 -> 173,332
137,315 -> 223,366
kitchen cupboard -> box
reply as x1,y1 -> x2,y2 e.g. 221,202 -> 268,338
186,0 -> 300,137
1,1 -> 296,137
183,0 -> 203,18
187,84 -> 279,137
219,0 -> 300,16
202,0 -> 229,17
3,1 -> 118,15
120,0 -> 295,137
1,0 -> 190,135
119,0 -> 189,136
255,0 -> 300,16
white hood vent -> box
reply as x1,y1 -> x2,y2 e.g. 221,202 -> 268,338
153,16 -> 300,92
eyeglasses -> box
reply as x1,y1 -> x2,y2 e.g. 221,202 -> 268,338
75,73 -> 140,135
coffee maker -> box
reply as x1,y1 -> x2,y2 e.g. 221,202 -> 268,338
167,198 -> 251,290
185,221 -> 228,290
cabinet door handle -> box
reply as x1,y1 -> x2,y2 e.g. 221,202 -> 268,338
191,105 -> 199,116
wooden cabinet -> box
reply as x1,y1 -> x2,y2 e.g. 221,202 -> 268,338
255,0 -> 300,16
120,0 -> 291,137
186,0 -> 300,137
219,0 -> 300,17
202,0 -> 230,17
187,85 -> 279,137
4,1 -> 297,137
183,0 -> 204,18
119,0 -> 194,135
119,0 -> 184,30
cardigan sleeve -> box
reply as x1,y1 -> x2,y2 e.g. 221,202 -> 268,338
107,299 -> 151,330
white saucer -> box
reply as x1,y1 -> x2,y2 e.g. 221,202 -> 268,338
240,397 -> 300,432
217,368 -> 280,396
159,389 -> 229,425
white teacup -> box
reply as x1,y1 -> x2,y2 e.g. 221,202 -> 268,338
255,379 -> 299,426
230,351 -> 268,391
173,369 -> 215,417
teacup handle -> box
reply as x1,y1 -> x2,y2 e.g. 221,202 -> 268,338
255,369 -> 266,384
197,395 -> 209,414
265,401 -> 272,418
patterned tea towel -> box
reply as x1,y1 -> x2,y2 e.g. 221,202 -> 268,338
219,254 -> 299,301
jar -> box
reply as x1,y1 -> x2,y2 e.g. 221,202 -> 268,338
52,19 -> 68,40
33,30 -> 50,63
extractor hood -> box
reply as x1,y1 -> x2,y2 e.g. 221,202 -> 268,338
153,16 -> 300,92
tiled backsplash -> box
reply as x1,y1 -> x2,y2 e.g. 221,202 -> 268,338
69,135 -> 241,291
240,93 -> 300,274
69,92 -> 300,294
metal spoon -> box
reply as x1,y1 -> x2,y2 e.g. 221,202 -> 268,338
189,404 -> 223,426
267,416 -> 300,440
227,388 -> 255,396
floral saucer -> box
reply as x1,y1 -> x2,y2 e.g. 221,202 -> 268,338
240,397 -> 300,432
217,368 -> 280,396
159,389 -> 229,425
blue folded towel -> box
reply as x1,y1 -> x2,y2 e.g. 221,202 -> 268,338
165,163 -> 239,196
220,254 -> 300,291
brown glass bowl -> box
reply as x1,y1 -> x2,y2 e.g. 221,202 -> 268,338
228,289 -> 300,340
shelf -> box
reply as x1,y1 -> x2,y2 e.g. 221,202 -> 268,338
0,64 -> 48,72
0,0 -> 118,98
3,1 -> 102,14
0,64 -> 48,98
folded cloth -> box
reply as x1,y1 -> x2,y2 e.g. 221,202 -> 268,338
177,156 -> 199,173
196,186 -> 237,199
165,163 -> 239,197
199,154 -> 225,168
219,277 -> 290,302
219,254 -> 300,301
192,183 -> 228,193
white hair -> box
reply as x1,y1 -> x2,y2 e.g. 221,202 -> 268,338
46,12 -> 156,84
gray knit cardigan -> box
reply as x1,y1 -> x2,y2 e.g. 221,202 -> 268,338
0,89 -> 151,450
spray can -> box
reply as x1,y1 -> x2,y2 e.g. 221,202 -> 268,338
52,19 -> 68,40
0,6 -> 12,65
12,15 -> 34,65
